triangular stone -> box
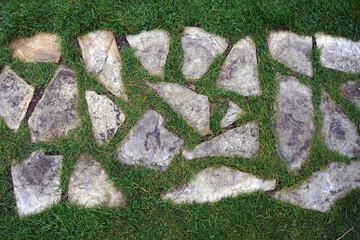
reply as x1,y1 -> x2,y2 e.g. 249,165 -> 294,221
220,101 -> 245,128
340,81 -> 360,109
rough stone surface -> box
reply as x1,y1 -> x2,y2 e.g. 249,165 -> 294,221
28,65 -> 81,142
126,29 -> 170,77
217,37 -> 262,96
274,161 -> 360,212
275,75 -> 315,171
0,66 -> 34,131
148,81 -> 211,136
78,30 -> 128,100
11,150 -> 62,216
268,31 -> 313,77
340,81 -> 360,109
85,91 -> 125,145
183,121 -> 259,160
320,91 -> 360,157
220,101 -> 245,128
163,166 -> 276,204
117,109 -> 184,171
181,27 -> 228,80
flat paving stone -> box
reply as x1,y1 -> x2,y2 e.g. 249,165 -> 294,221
340,81 -> 360,109
0,66 -> 34,131
220,101 -> 245,128
181,27 -> 228,80
162,166 -> 276,204
117,109 -> 184,171
11,150 -> 62,216
28,65 -> 81,142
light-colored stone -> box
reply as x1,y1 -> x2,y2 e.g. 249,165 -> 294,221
117,109 -> 184,171
182,121 -> 259,160
340,81 -> 360,109
220,101 -> 245,128
0,66 -> 34,131
28,65 -> 81,142
163,166 -> 276,204
78,30 -> 128,100
268,31 -> 313,77
181,27 -> 228,80
11,150 -> 62,216
274,161 -> 360,212
217,37 -> 261,96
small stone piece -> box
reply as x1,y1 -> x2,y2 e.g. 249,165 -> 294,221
181,27 -> 228,80
0,66 -> 34,131
220,101 -> 245,128
268,31 -> 313,77
340,81 -> 360,109
183,121 -> 259,160
78,30 -> 128,100
217,37 -> 262,96
28,65 -> 81,142
163,166 -> 276,204
11,150 -> 62,216
117,109 -> 184,171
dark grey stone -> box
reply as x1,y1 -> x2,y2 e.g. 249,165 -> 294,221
340,81 -> 360,109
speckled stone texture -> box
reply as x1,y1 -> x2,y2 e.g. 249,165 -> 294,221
340,81 -> 360,109
220,101 -> 245,128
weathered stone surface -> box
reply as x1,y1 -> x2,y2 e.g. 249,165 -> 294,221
85,91 -> 125,145
11,150 -> 62,216
220,101 -> 245,128
117,109 -> 184,171
181,27 -> 228,80
126,29 -> 170,77
217,37 -> 262,96
147,81 -> 211,136
275,75 -> 315,171
268,31 -> 313,77
340,81 -> 360,109
78,30 -> 128,100
316,33 -> 360,73
28,65 -> 81,142
320,91 -> 360,157
274,161 -> 360,212
182,121 -> 259,160
0,66 -> 34,131
162,166 -> 276,204
10,33 -> 61,63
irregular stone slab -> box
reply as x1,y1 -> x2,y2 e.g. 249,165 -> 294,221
85,91 -> 125,145
11,150 -> 62,216
268,31 -> 313,77
28,65 -> 81,142
220,101 -> 245,128
163,166 -> 276,204
181,27 -> 228,80
340,81 -> 360,109
126,29 -> 170,77
117,109 -> 184,171
274,161 -> 360,212
10,33 -> 61,63
147,81 -> 211,136
0,66 -> 34,131
320,91 -> 360,157
78,30 -> 128,101
217,37 -> 262,96
183,121 -> 259,160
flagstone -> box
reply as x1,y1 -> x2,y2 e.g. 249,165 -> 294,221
340,81 -> 360,109
220,101 -> 245,128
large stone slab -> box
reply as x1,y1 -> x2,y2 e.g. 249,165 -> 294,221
126,29 -> 170,77
275,75 -> 315,171
28,65 -> 81,142
11,150 -> 62,216
274,161 -> 360,212
182,121 -> 259,160
217,37 -> 262,96
162,166 -> 276,204
340,81 -> 360,109
78,30 -> 128,100
220,101 -> 245,128
268,31 -> 313,77
181,27 -> 228,80
0,66 -> 34,131
117,109 -> 184,171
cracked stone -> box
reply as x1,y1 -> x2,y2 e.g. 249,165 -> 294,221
340,81 -> 360,109
220,101 -> 245,128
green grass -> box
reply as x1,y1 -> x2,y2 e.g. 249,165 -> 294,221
1,0 -> 360,239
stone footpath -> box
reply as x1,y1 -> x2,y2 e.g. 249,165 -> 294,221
2,28 -> 360,216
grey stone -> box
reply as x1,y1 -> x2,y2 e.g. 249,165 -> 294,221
182,121 -> 259,160
0,66 -> 34,131
162,166 -> 276,204
181,27 -> 228,80
340,81 -> 360,109
28,65 -> 81,142
220,101 -> 245,128
217,37 -> 262,96
117,109 -> 184,171
11,150 -> 62,216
